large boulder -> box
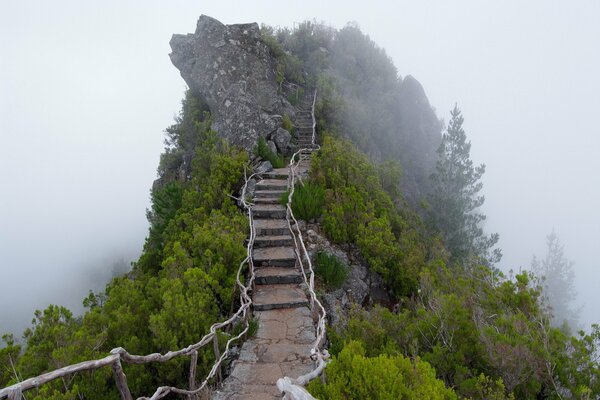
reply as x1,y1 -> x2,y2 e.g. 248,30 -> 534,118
169,15 -> 294,150
271,127 -> 292,155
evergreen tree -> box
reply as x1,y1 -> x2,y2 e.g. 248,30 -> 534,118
429,105 -> 501,265
531,231 -> 579,329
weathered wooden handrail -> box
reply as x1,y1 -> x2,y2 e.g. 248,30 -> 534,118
0,354 -> 121,399
0,169 -> 260,400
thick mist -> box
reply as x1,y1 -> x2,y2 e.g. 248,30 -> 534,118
1,1 -> 598,337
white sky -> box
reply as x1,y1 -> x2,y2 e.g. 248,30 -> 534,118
1,0 -> 599,334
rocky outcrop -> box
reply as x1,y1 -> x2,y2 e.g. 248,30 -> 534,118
397,75 -> 443,200
169,15 -> 295,151
303,222 -> 391,326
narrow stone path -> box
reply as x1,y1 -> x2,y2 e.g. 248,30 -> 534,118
214,153 -> 315,398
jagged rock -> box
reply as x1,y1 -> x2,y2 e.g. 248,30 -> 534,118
169,15 -> 295,151
267,140 -> 277,155
271,128 -> 291,155
255,160 -> 273,174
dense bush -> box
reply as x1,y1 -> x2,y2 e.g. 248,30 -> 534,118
289,181 -> 325,221
307,340 -> 457,399
314,251 -> 348,289
1,92 -> 250,397
327,264 -> 600,398
310,134 -> 428,297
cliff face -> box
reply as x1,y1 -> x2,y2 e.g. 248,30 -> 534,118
169,15 -> 294,151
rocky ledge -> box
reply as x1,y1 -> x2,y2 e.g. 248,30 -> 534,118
169,15 -> 295,151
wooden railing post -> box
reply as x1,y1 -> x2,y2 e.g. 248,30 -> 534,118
212,335 -> 222,384
187,350 -> 198,400
7,387 -> 21,400
111,359 -> 132,400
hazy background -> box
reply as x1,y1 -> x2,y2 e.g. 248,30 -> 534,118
1,0 -> 598,335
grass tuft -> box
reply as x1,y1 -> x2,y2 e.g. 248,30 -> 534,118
315,251 -> 348,289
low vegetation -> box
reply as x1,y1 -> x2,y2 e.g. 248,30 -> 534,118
314,251 -> 348,289
307,341 -> 457,399
0,91 -> 250,398
255,137 -> 284,168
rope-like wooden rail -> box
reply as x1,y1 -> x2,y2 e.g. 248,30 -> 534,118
277,89 -> 330,400
0,170 -> 260,400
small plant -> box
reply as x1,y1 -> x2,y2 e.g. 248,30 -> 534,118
289,182 -> 325,221
286,87 -> 305,106
315,251 -> 348,289
231,317 -> 259,338
279,190 -> 290,206
255,137 -> 284,168
282,114 -> 296,136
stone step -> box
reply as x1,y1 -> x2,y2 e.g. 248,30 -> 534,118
255,267 -> 302,285
253,246 -> 296,267
252,204 -> 286,219
256,179 -> 288,191
253,234 -> 294,248
254,189 -> 285,199
262,168 -> 289,179
254,219 -> 289,236
253,284 -> 308,311
253,197 -> 283,205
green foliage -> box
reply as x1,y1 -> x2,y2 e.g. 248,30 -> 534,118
255,137 -> 284,168
428,105 -> 500,266
4,93 -> 251,397
531,231 -> 579,329
307,340 -> 457,399
282,113 -> 295,135
314,252 -> 348,289
310,135 -> 428,297
329,260 -> 600,399
0,334 -> 21,387
286,86 -> 305,106
290,181 -> 325,221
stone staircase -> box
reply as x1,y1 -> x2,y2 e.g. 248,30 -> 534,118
295,108 -> 316,149
213,159 -> 315,399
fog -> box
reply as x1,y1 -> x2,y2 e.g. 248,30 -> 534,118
1,1 -> 598,335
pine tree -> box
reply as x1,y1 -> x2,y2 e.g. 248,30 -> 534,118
429,105 -> 501,265
531,231 -> 579,329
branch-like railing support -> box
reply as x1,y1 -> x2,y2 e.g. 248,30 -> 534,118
212,335 -> 222,385
111,358 -> 132,400
187,350 -> 198,400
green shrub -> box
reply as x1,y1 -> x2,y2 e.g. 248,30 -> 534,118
315,251 -> 348,289
287,87 -> 305,106
290,181 -> 325,221
255,137 -> 284,168
306,340 -> 457,400
282,114 -> 293,131
282,113 -> 296,135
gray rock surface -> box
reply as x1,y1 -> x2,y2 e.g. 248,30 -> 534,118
271,128 -> 292,155
266,140 -> 277,155
255,160 -> 273,174
169,15 -> 295,151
